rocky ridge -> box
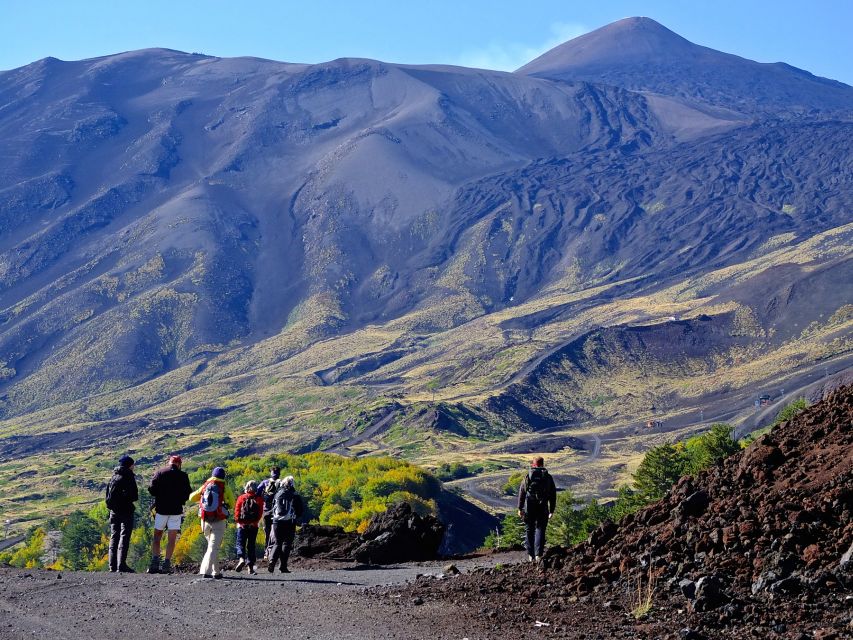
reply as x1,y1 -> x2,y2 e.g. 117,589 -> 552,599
400,386 -> 853,638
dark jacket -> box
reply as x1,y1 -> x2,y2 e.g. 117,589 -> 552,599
271,488 -> 304,523
106,466 -> 138,516
517,467 -> 557,515
257,477 -> 278,515
149,464 -> 192,515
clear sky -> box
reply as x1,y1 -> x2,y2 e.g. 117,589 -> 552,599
2,0 -> 852,85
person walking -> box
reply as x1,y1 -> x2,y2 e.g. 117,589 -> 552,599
256,466 -> 280,561
268,476 -> 303,574
190,466 -> 234,579
517,456 -> 557,563
147,454 -> 192,574
105,454 -> 138,573
234,480 -> 264,574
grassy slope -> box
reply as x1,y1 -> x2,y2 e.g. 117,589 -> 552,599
0,222 -> 851,527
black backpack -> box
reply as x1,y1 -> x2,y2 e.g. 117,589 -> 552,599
239,495 -> 261,522
525,467 -> 549,509
273,490 -> 297,522
105,473 -> 127,511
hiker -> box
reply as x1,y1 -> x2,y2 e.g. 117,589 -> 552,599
147,454 -> 192,574
517,456 -> 557,562
256,466 -> 280,560
105,454 -> 138,573
234,480 -> 264,574
268,475 -> 303,574
189,466 -> 234,579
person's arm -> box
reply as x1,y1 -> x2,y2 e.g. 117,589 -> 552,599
225,485 -> 236,509
517,475 -> 527,517
548,475 -> 557,515
189,483 -> 203,503
234,495 -> 244,525
182,474 -> 193,503
129,475 -> 139,504
148,470 -> 159,496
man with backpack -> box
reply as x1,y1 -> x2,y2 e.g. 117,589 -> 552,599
189,466 -> 234,579
234,480 -> 264,574
147,454 -> 192,574
256,466 -> 280,561
268,475 -> 304,574
517,456 -> 557,563
105,454 -> 138,573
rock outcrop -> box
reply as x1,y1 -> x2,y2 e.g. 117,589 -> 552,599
404,385 -> 853,638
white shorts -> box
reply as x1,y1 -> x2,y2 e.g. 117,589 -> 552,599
154,513 -> 183,531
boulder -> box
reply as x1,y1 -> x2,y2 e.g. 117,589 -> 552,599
693,575 -> 729,611
353,502 -> 445,564
295,524 -> 359,559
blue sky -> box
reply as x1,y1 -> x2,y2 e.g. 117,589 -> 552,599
2,1 -> 852,84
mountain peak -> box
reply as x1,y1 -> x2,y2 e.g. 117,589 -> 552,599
516,16 -> 853,116
517,17 -> 698,75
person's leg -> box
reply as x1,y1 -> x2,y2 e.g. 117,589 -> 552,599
118,514 -> 134,570
164,528 -> 179,560
149,525 -> 164,573
108,518 -> 120,571
246,526 -> 258,568
268,522 -> 283,571
200,521 -> 213,576
234,526 -> 247,571
281,522 -> 295,572
208,519 -> 225,576
235,526 -> 246,558
535,512 -> 548,559
524,516 -> 536,560
263,514 -> 273,559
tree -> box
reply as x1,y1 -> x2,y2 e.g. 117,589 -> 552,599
632,443 -> 688,501
684,422 -> 739,472
59,511 -> 102,570
772,398 -> 808,427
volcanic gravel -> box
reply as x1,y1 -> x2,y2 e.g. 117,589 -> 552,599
396,386 -> 853,639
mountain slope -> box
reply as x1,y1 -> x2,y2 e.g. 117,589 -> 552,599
518,17 -> 853,117
0,21 -> 851,525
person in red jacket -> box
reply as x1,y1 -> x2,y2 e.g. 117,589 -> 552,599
188,466 -> 234,579
233,480 -> 265,574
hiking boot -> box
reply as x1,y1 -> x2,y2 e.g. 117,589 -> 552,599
234,558 -> 246,572
527,554 -> 535,562
267,564 -> 275,573
160,558 -> 173,574
213,573 -> 223,579
280,566 -> 290,574
118,564 -> 135,573
248,565 -> 257,575
202,574 -> 213,579
147,556 -> 161,574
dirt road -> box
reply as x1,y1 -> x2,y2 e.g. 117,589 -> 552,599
0,553 -> 524,640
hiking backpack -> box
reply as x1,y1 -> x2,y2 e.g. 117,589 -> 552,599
105,474 -> 125,511
274,491 -> 297,522
200,481 -> 222,518
525,467 -> 549,510
239,495 -> 261,522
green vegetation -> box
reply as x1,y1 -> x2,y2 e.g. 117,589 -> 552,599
633,423 -> 738,501
502,471 -> 524,496
0,453 -> 441,571
486,422 -> 740,549
740,398 -> 809,446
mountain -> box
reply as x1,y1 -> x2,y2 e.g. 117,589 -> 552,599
0,20 -> 851,526
518,17 -> 853,117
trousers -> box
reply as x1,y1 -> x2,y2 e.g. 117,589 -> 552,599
199,519 -> 226,576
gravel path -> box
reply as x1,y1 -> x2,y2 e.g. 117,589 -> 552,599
0,553 -> 526,640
